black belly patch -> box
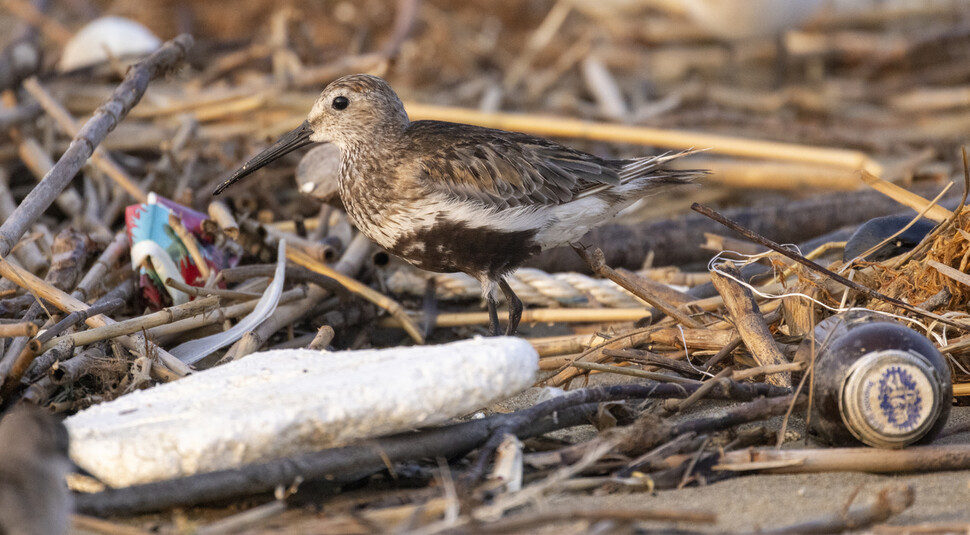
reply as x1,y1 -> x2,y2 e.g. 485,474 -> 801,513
391,220 -> 540,278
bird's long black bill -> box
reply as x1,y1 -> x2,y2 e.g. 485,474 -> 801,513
213,120 -> 315,195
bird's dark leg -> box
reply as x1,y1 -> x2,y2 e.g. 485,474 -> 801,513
499,278 -> 522,336
486,289 -> 501,336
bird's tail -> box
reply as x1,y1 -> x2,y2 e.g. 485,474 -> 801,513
576,149 -> 706,200
618,148 -> 708,185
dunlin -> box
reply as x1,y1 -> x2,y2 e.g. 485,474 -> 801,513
215,74 -> 703,335
0,407 -> 72,535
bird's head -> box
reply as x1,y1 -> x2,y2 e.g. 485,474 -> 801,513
214,74 -> 409,195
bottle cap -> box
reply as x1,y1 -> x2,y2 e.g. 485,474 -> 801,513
839,349 -> 944,448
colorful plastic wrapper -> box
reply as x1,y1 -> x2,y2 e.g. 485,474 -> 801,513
125,193 -> 238,309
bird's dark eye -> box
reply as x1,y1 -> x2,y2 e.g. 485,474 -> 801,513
332,96 -> 349,110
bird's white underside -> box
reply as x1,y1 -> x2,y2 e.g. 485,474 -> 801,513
361,189 -> 633,255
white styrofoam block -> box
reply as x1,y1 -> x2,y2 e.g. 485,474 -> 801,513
65,337 -> 538,488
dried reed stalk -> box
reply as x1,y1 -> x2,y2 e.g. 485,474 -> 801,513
405,103 -> 883,175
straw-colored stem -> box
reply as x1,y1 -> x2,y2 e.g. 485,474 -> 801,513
147,287 -> 307,342
405,102 -> 883,175
207,200 -> 239,240
40,296 -> 219,353
0,256 -> 191,377
380,307 -> 653,329
860,170 -> 952,222
0,322 -> 38,337
286,246 -> 425,344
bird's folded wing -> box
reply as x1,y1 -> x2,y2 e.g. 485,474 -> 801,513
408,122 -> 620,209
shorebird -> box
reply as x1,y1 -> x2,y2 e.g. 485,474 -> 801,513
215,74 -> 703,335
0,407 -> 73,535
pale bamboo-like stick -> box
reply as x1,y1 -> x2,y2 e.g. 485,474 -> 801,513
528,333 -> 606,357
860,170 -> 952,222
538,353 -> 583,370
0,322 -> 38,337
404,103 -> 883,175
698,159 -> 866,191
0,35 -> 192,259
711,444 -> 970,474
379,307 -> 652,329
927,259 -> 970,289
953,383 -> 970,396
146,287 -> 307,342
0,257 -> 191,377
307,325 -> 335,350
206,200 -> 239,240
21,77 -> 148,203
891,85 -> 970,113
40,296 -> 219,353
286,246 -> 425,344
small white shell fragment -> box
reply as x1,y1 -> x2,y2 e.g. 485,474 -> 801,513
59,16 -> 162,71
65,337 -> 538,488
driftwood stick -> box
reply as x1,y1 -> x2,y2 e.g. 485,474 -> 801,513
702,336 -> 743,371
604,348 -> 705,377
35,298 -> 126,346
531,184 -> 957,273
0,337 -> 44,399
73,232 -> 128,302
0,34 -> 193,259
662,367 -> 733,413
572,244 -> 701,328
691,203 -> 970,333
49,344 -> 106,386
710,263 -> 790,387
164,278 -> 260,300
219,264 -> 344,295
569,361 -> 701,385
21,337 -> 71,383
